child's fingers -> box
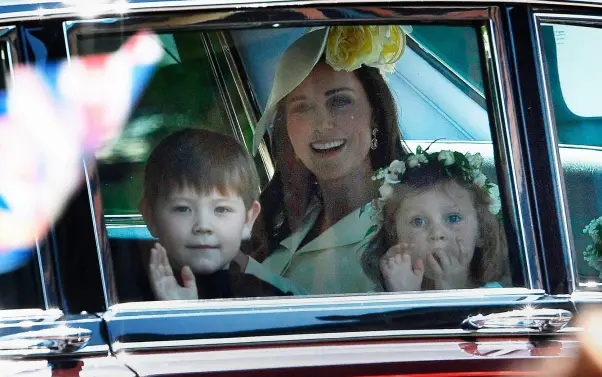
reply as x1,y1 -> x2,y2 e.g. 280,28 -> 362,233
385,243 -> 414,258
384,244 -> 402,258
379,252 -> 394,267
413,258 -> 425,276
181,266 -> 196,289
456,238 -> 469,265
427,253 -> 443,277
155,250 -> 172,279
434,249 -> 450,268
398,242 -> 414,253
149,247 -> 158,268
157,245 -> 173,275
149,260 -> 159,285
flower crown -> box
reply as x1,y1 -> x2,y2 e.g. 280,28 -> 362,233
583,216 -> 602,279
372,146 -> 502,217
325,25 -> 411,74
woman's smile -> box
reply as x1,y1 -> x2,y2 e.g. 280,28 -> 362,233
310,139 -> 347,155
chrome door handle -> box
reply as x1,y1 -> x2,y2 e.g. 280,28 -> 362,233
0,326 -> 92,353
461,308 -> 572,332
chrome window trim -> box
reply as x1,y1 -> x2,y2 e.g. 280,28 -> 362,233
0,25 -> 17,83
106,287 -> 546,315
81,160 -> 111,310
113,327 -> 580,353
531,12 -> 596,293
33,238 -> 50,309
572,290 -> 602,302
215,31 -> 275,178
0,309 -> 63,326
200,32 -> 252,151
103,288 -> 569,351
484,8 -> 543,290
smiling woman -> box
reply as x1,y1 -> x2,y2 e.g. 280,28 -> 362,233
243,26 -> 407,295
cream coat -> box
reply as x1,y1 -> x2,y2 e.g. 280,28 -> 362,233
246,198 -> 383,295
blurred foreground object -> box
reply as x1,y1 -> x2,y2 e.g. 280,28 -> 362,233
537,311 -> 602,377
0,31 -> 163,266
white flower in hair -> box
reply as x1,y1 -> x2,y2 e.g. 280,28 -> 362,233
487,184 -> 501,215
379,182 -> 394,200
438,150 -> 455,166
406,154 -> 421,168
473,172 -> 487,187
466,152 -> 484,169
384,159 -> 405,183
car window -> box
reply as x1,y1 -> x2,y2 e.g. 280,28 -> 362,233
66,17 -> 533,305
540,21 -> 602,288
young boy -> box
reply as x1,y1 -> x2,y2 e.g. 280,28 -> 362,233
139,128 -> 299,300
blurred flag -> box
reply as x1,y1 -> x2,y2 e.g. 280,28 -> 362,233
0,31 -> 163,273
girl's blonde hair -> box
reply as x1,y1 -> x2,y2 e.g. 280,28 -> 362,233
382,165 -> 508,287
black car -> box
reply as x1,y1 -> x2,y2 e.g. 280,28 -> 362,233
0,0 -> 601,375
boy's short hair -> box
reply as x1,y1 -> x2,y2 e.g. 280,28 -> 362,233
143,128 -> 260,208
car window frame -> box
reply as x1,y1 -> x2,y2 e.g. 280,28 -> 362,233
52,3 -> 562,353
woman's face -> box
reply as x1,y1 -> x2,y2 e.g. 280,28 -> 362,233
285,63 -> 373,181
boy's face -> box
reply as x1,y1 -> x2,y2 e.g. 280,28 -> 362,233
394,182 -> 481,279
142,186 -> 260,274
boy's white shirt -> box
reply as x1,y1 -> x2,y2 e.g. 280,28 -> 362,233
245,198 -> 382,295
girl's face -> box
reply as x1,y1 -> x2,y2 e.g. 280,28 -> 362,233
394,182 -> 482,278
285,63 -> 373,181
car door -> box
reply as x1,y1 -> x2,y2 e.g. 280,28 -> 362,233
0,0 -> 586,376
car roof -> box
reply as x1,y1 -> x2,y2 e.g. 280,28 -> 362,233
0,0 -> 599,23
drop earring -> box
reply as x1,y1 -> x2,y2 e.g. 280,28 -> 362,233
370,128 -> 379,150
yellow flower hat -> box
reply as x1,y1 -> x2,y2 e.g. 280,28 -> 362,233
252,25 -> 408,154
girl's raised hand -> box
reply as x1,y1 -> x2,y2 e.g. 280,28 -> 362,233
380,243 -> 424,292
428,238 -> 471,290
149,243 -> 198,301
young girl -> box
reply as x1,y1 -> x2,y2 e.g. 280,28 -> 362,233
373,147 -> 508,291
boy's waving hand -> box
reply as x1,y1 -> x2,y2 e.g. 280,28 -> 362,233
149,243 -> 198,301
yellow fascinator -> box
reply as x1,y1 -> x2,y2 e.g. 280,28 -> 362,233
252,25 -> 410,153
